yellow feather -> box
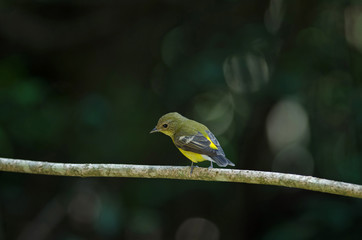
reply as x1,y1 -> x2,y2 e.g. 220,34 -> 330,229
178,148 -> 209,163
206,136 -> 218,150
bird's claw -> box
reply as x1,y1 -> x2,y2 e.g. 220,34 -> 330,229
189,163 -> 199,175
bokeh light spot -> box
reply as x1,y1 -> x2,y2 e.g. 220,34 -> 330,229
193,91 -> 233,135
161,26 -> 188,66
265,0 -> 285,34
345,5 -> 362,53
223,53 -> 269,93
266,99 -> 309,152
175,217 -> 219,240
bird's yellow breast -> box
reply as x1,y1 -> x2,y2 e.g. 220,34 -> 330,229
178,148 -> 209,163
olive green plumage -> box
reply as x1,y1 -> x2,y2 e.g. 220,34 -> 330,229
150,112 -> 235,173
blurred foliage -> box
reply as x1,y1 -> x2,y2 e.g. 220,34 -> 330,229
1,0 -> 362,239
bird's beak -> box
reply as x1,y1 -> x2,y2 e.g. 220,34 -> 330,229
150,127 -> 159,133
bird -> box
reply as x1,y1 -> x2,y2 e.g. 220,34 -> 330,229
150,112 -> 235,174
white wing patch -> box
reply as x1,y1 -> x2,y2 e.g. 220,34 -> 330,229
201,155 -> 214,162
179,135 -> 194,144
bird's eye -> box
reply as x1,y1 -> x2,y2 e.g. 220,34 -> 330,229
162,124 -> 168,128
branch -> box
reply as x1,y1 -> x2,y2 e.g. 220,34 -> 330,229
1,157 -> 361,198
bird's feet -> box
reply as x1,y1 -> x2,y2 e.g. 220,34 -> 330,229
208,162 -> 213,169
189,163 -> 199,175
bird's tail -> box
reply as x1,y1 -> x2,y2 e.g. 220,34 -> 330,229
211,155 -> 235,167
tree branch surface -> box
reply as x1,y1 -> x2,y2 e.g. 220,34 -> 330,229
1,157 -> 361,199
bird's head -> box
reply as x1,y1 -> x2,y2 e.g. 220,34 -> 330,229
150,112 -> 186,137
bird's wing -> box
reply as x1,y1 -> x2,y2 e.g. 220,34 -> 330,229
174,131 -> 224,156
205,130 -> 225,155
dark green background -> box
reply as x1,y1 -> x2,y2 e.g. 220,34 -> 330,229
1,0 -> 362,239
